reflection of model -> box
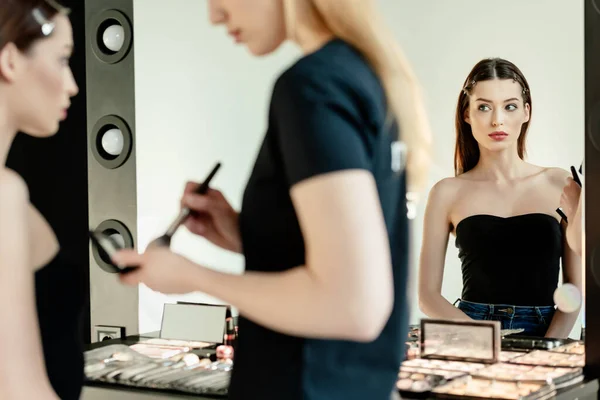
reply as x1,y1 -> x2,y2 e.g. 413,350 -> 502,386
418,58 -> 581,339
0,1 -> 82,399
114,1 -> 432,399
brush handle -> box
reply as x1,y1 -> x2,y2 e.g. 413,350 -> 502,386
163,162 -> 222,238
556,207 -> 568,223
570,165 -> 582,187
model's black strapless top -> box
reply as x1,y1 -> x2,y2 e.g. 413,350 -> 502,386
455,213 -> 562,306
35,250 -> 86,400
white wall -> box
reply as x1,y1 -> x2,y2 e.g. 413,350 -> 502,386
132,1 -> 300,333
133,1 -> 584,337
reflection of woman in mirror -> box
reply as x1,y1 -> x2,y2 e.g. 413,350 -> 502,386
418,58 -> 581,338
114,0 -> 431,399
0,1 -> 83,399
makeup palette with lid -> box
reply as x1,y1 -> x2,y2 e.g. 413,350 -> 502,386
432,376 -> 556,400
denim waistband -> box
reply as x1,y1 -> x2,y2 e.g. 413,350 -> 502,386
455,299 -> 555,317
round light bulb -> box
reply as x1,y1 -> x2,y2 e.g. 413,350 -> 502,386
102,24 -> 125,52
101,128 -> 124,156
109,233 -> 125,249
553,283 -> 582,313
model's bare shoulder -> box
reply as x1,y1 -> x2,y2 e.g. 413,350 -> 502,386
427,177 -> 463,207
0,169 -> 28,200
542,166 -> 570,189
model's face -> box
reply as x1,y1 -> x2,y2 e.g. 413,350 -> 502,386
207,0 -> 287,56
465,78 -> 530,152
0,14 -> 78,137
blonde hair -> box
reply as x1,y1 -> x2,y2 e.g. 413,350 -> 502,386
283,0 -> 432,195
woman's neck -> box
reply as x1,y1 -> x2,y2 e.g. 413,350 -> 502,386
295,28 -> 334,54
290,3 -> 335,55
474,147 -> 527,182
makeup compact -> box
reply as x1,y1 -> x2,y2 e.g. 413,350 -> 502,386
432,376 -> 556,400
420,319 -> 501,364
507,350 -> 585,368
88,230 -> 138,274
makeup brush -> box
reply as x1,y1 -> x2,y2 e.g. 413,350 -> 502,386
147,162 -> 221,249
570,165 -> 582,187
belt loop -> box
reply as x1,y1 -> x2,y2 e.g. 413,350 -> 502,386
535,306 -> 544,323
488,303 -> 494,318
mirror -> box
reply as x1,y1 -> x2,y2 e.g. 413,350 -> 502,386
130,0 -> 584,339
399,1 -> 584,339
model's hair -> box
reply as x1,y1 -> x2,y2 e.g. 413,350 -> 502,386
283,0 -> 432,194
0,0 -> 68,53
454,58 -> 532,175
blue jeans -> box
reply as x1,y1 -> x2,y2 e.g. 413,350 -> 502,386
456,299 -> 555,337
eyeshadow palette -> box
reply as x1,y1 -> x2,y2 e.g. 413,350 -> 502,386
550,341 -> 584,355
401,366 -> 467,381
420,319 -> 501,364
402,358 -> 486,374
432,376 -> 556,400
500,351 -> 526,362
507,350 -> 584,368
473,363 -> 583,387
396,370 -> 445,394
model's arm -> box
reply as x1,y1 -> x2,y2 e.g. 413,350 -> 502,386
119,170 -> 394,342
565,185 -> 583,257
418,179 -> 470,320
0,171 -> 58,399
544,221 -> 582,338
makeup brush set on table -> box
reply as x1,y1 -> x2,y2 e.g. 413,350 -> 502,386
84,339 -> 233,397
398,320 -> 585,399
84,300 -> 237,398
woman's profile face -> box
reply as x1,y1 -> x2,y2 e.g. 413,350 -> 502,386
207,0 -> 287,56
0,14 -> 78,137
464,78 -> 530,153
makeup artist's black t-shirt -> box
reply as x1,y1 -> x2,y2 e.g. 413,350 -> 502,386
230,38 -> 409,400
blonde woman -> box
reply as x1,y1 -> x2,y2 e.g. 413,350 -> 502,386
115,0 -> 431,398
